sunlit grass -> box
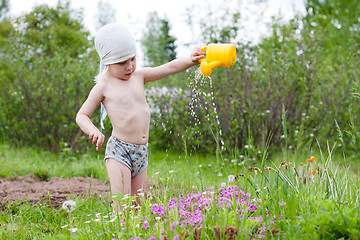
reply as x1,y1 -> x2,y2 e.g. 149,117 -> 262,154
0,144 -> 108,180
0,142 -> 359,239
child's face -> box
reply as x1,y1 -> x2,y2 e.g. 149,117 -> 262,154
108,56 -> 137,80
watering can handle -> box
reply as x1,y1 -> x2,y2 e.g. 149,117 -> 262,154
199,46 -> 208,63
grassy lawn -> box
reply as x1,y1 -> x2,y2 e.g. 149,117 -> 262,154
0,143 -> 359,239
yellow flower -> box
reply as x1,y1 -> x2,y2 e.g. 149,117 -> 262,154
306,156 -> 316,162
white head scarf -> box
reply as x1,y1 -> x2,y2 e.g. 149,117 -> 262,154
95,23 -> 137,65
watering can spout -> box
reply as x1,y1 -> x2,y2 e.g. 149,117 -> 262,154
199,60 -> 222,77
199,43 -> 236,76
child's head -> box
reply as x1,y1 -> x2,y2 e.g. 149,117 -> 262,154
95,23 -> 137,65
94,23 -> 137,82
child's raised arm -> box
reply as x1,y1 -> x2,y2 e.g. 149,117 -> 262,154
75,84 -> 105,151
141,48 -> 204,84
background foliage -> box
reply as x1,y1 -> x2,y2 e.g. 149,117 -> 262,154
0,2 -> 98,151
0,0 -> 359,157
146,0 -> 360,156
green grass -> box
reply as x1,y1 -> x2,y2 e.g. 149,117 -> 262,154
0,142 -> 359,239
0,144 -> 108,181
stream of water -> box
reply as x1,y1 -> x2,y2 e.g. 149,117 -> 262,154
189,69 -> 225,150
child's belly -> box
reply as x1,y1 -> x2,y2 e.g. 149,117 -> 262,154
110,105 -> 151,145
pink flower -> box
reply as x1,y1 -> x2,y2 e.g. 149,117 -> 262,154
151,203 -> 165,216
143,221 -> 149,230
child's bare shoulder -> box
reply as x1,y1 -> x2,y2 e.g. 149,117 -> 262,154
88,81 -> 107,97
135,67 -> 151,76
133,68 -> 150,84
93,81 -> 107,89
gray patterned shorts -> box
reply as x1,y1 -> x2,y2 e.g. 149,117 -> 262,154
104,136 -> 148,177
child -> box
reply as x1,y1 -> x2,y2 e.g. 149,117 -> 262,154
75,23 -> 204,209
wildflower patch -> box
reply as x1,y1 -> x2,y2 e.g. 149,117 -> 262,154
89,185 -> 285,239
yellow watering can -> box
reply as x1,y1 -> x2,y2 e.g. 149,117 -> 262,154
199,43 -> 237,76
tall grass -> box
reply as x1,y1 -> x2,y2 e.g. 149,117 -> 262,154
0,144 -> 108,181
0,142 -> 359,239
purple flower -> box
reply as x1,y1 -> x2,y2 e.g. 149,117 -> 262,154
151,203 -> 165,216
143,221 -> 149,230
131,185 -> 278,235
248,204 -> 257,212
170,221 -> 179,230
168,198 -> 177,209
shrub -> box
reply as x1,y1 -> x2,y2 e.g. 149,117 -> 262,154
0,3 -> 98,151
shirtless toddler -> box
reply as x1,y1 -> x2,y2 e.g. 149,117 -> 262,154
75,23 -> 204,208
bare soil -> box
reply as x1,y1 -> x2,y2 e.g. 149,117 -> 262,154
0,176 -> 109,209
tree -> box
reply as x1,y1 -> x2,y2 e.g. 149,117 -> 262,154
94,0 -> 116,30
160,19 -> 177,62
0,1 -> 98,151
0,0 -> 12,46
0,0 -> 9,20
141,11 -> 177,67
184,0 -> 241,44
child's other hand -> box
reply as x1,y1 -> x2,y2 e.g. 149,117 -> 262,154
89,131 -> 105,151
191,48 -> 205,64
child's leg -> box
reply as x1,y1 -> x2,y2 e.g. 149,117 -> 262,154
105,158 -> 131,211
131,168 -> 147,204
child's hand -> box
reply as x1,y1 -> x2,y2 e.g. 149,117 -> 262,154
191,48 -> 205,64
89,131 -> 105,151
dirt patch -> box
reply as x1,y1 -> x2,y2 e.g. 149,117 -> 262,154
0,176 -> 110,209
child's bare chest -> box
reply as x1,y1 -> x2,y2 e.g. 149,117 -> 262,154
104,79 -> 146,105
